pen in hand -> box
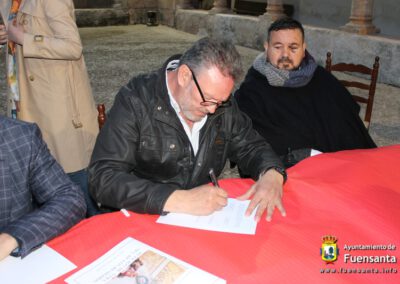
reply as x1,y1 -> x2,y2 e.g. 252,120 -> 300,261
209,168 -> 220,188
209,168 -> 229,210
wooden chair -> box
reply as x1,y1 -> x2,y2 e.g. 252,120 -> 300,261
97,104 -> 106,130
325,52 -> 380,129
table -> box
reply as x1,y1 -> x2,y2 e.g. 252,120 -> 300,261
49,145 -> 400,283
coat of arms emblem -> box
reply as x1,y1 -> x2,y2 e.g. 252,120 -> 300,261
320,235 -> 339,263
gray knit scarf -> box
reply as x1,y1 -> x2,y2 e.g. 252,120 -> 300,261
253,50 -> 318,88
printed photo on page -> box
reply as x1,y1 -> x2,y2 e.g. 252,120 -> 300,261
108,250 -> 186,284
66,237 -> 225,284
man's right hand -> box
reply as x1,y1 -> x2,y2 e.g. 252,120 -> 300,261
0,25 -> 7,45
7,20 -> 24,45
163,184 -> 228,215
0,233 -> 18,261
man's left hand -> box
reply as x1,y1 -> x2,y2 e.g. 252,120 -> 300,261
237,169 -> 286,222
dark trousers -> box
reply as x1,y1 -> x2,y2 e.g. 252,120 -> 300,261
68,169 -> 101,217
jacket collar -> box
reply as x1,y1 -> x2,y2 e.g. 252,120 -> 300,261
152,55 -> 187,132
0,117 -> 9,164
0,115 -> 8,144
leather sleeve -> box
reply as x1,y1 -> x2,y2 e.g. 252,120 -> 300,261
88,88 -> 176,214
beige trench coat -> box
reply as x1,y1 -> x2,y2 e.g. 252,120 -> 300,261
1,0 -> 99,173
0,2 -> 10,27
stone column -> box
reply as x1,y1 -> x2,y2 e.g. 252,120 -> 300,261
260,0 -> 285,21
177,0 -> 194,9
341,0 -> 379,35
209,0 -> 230,14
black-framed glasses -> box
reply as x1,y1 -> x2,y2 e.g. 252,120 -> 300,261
189,68 -> 231,108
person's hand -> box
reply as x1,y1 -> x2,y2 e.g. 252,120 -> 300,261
0,24 -> 7,45
0,233 -> 19,261
237,169 -> 286,222
7,19 -> 24,45
164,184 -> 228,215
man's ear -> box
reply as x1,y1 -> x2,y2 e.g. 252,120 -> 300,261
177,64 -> 192,87
264,41 -> 269,52
302,42 -> 307,58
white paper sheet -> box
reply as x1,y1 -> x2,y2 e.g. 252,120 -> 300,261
0,244 -> 76,284
157,198 -> 257,235
311,149 -> 323,156
66,237 -> 225,284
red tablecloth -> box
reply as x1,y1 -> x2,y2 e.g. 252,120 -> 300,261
49,145 -> 400,283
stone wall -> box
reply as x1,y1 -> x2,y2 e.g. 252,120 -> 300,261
73,0 -> 114,8
126,0 -> 159,24
157,0 -> 176,27
230,0 -> 399,38
74,0 -> 400,38
75,9 -> 129,27
293,0 -> 399,38
175,9 -> 400,87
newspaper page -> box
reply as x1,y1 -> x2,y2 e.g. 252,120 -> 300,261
66,237 -> 225,284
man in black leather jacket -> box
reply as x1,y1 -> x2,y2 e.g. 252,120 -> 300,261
89,37 -> 287,222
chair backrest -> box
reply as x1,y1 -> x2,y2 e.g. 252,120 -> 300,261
325,52 -> 379,129
97,104 -> 106,130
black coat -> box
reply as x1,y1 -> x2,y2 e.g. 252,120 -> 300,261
235,66 -> 376,157
88,56 -> 282,214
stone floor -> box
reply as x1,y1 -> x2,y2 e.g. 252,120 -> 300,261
0,25 -> 399,178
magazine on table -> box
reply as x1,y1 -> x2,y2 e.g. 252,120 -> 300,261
66,237 -> 225,284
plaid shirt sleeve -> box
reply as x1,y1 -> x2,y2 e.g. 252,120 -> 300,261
0,120 -> 86,257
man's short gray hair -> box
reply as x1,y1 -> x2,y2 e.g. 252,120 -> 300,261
179,37 -> 243,81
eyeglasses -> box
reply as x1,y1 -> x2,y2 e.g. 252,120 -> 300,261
189,67 -> 232,108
